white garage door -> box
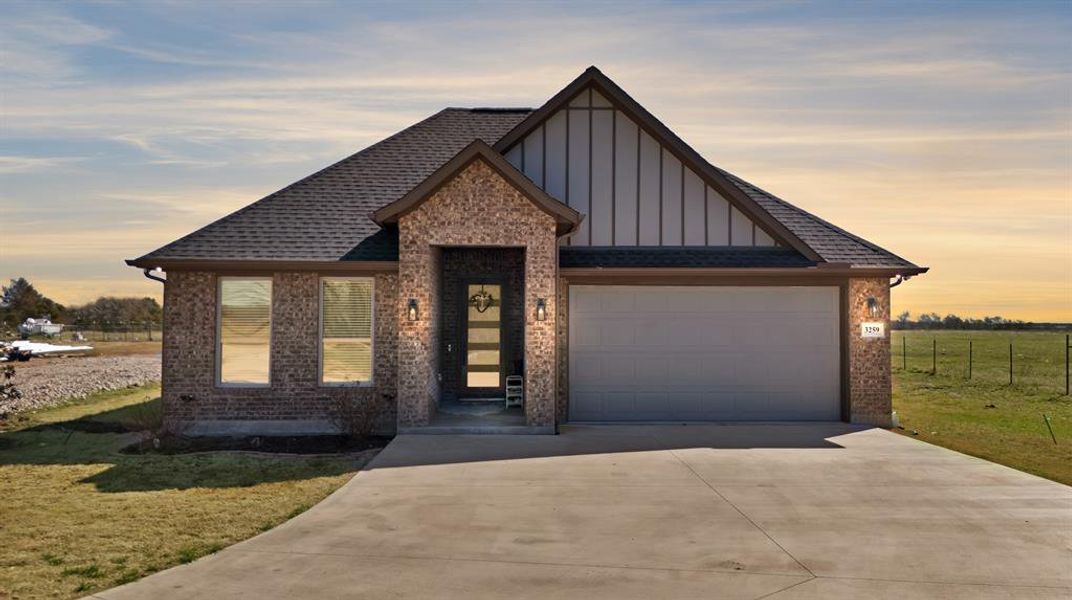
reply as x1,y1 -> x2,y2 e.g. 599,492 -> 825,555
568,286 -> 841,422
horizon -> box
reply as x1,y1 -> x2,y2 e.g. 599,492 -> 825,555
2,1 -> 1070,320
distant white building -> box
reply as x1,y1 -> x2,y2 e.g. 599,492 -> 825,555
18,317 -> 64,337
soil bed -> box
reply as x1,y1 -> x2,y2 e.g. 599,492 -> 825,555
123,434 -> 392,455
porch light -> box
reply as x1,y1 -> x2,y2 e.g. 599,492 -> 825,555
407,298 -> 419,322
535,298 -> 547,321
867,296 -> 880,318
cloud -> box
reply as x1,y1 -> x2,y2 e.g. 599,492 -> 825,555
0,1 -> 1069,319
0,156 -> 85,174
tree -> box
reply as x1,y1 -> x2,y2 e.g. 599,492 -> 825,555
0,278 -> 65,328
66,297 -> 162,330
895,311 -> 911,328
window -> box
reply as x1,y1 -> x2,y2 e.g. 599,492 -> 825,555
321,278 -> 374,385
218,278 -> 272,385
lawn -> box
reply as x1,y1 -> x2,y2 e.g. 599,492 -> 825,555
0,384 -> 372,599
891,330 -> 1071,485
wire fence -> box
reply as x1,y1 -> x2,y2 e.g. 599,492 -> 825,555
892,331 -> 1070,395
16,322 -> 162,343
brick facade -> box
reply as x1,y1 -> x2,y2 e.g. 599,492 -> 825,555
160,270 -> 398,434
397,158 -> 559,428
847,277 -> 893,426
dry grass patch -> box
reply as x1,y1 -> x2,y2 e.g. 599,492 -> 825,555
0,384 -> 371,599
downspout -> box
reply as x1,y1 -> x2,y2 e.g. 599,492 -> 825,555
889,274 -> 909,288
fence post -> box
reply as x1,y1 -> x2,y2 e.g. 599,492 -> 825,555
968,339 -> 972,380
902,335 -> 907,371
1009,342 -> 1013,386
1066,334 -> 1069,396
932,339 -> 937,375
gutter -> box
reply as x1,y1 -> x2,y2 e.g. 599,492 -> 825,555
142,267 -> 166,284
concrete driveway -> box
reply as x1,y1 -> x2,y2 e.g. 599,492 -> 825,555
94,424 -> 1071,599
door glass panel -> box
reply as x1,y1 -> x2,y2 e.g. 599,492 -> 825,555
466,284 -> 501,388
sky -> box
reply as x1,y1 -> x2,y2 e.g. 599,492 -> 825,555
1,0 -> 1070,321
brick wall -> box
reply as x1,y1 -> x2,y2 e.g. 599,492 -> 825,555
555,275 -> 569,423
847,277 -> 893,426
161,270 -> 398,434
398,158 -> 559,428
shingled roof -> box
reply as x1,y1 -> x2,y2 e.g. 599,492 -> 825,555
130,108 -> 530,264
129,72 -> 923,275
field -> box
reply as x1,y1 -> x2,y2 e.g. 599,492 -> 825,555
0,385 -> 372,599
891,330 -> 1071,485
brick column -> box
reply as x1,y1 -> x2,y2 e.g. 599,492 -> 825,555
847,277 -> 893,426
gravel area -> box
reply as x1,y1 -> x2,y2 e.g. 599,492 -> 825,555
2,355 -> 161,417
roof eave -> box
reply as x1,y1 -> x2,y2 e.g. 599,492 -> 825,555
125,258 -> 399,272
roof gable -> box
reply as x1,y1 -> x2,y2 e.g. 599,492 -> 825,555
373,140 -> 582,236
494,67 -> 822,261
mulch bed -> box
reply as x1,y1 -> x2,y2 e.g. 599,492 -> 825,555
121,434 -> 392,455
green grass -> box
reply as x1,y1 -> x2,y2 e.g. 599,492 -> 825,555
0,384 -> 368,599
891,330 -> 1071,485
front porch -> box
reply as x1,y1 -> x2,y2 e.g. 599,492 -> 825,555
383,152 -> 576,433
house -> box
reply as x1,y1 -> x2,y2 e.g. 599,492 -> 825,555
127,67 -> 926,435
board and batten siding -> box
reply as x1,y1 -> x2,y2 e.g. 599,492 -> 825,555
504,87 -> 778,248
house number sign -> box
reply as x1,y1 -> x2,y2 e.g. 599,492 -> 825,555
860,322 -> 885,339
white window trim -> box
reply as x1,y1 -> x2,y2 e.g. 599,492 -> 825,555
216,276 -> 273,388
319,276 -> 375,387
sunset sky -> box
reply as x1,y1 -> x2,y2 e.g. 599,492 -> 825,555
2,1 -> 1070,321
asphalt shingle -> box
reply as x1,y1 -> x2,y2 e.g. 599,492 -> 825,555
134,108 -> 920,271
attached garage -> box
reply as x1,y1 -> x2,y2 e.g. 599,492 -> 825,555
568,285 -> 841,422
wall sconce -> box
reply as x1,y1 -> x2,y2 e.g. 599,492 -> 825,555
535,298 -> 547,321
407,298 -> 419,322
867,296 -> 880,318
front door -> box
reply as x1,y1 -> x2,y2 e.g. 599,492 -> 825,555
462,282 -> 503,397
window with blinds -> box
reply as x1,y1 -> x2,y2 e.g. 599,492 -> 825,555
218,278 -> 272,385
321,278 -> 374,384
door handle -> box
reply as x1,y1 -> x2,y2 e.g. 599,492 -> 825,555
447,343 -> 453,353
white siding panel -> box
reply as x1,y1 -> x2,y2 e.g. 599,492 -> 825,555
614,112 -> 639,246
730,205 -> 753,246
505,144 -> 522,170
569,89 -> 590,107
683,168 -> 706,245
591,89 -> 612,107
637,131 -> 661,245
568,109 -> 591,245
590,110 -> 614,246
707,186 -> 730,245
755,226 -> 776,246
661,149 -> 683,245
523,125 -> 544,187
544,111 -> 568,201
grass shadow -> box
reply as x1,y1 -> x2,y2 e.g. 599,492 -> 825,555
0,393 -> 376,492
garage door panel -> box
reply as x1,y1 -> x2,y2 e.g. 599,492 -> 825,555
599,318 -> 636,346
569,286 -> 840,422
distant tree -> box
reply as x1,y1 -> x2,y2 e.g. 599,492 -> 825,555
66,297 -> 162,329
0,278 -> 65,328
895,311 -> 911,328
941,314 -> 964,329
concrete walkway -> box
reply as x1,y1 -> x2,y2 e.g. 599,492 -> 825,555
93,424 -> 1072,599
